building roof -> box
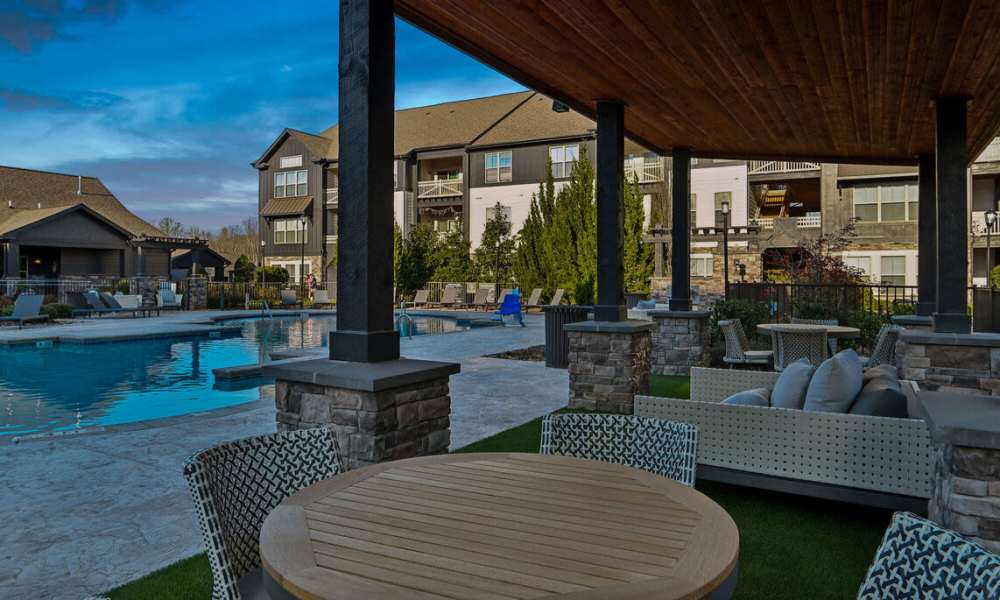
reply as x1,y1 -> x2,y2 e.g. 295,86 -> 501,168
261,196 -> 313,217
0,166 -> 163,238
172,246 -> 232,265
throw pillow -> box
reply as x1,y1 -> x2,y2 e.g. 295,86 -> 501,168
803,349 -> 864,413
636,299 -> 657,310
722,388 -> 771,407
863,363 -> 898,382
771,358 -> 815,410
849,375 -> 908,418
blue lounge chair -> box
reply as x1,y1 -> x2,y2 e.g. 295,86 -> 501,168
494,292 -> 525,327
0,294 -> 48,329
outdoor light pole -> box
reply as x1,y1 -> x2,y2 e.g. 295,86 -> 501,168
986,208 -> 997,288
721,200 -> 731,299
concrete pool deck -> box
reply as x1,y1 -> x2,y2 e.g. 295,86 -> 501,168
0,310 -> 566,599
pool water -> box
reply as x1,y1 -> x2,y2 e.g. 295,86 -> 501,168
0,315 -> 466,438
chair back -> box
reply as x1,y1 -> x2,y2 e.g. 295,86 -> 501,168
857,512 -> 1000,599
772,324 -> 828,369
497,293 -> 521,315
791,317 -> 839,326
472,287 -> 489,306
183,428 -> 345,600
541,413 -> 698,487
66,291 -> 89,309
99,291 -> 122,309
85,291 -> 106,310
549,288 -> 565,305
413,289 -> 429,305
280,288 -> 297,305
719,319 -> 749,361
313,289 -> 330,304
526,288 -> 542,307
12,293 -> 43,317
868,324 -> 901,368
441,286 -> 460,305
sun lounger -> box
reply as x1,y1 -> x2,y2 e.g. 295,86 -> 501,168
313,289 -> 333,307
280,288 -> 301,308
157,289 -> 182,310
412,289 -> 430,307
471,287 -> 490,310
439,286 -> 462,309
525,288 -> 543,310
99,291 -> 150,317
0,294 -> 48,329
549,288 -> 565,305
66,291 -> 96,317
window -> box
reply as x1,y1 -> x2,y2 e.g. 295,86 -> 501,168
714,191 -> 732,227
844,256 -> 872,279
275,170 -> 307,198
279,155 -> 303,169
852,182 -> 918,222
273,218 -> 307,244
485,205 -> 512,222
485,151 -> 512,183
393,160 -> 398,189
691,255 -> 714,277
549,144 -> 579,178
271,261 -> 311,283
690,193 -> 697,226
880,256 -> 906,285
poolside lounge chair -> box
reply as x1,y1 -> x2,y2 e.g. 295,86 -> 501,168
183,428 -> 345,600
548,288 -> 565,306
82,291 -> 130,318
99,291 -> 151,317
857,512 -> 1000,599
471,287 -> 490,310
494,292 -> 525,326
541,413 -> 699,487
439,285 -> 463,309
524,288 -> 543,311
157,289 -> 182,311
66,291 -> 96,317
313,289 -> 333,308
412,289 -> 430,307
0,294 -> 48,329
280,288 -> 301,308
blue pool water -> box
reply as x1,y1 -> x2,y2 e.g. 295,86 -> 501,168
0,315 -> 466,438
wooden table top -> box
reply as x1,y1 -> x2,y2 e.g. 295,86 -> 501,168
756,322 -> 861,338
261,452 -> 739,600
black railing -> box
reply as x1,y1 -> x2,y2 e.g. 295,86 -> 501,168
0,277 -> 137,304
205,281 -> 319,310
729,282 -> 919,322
972,287 -> 1000,333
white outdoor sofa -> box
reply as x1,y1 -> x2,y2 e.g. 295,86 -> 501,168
635,367 -> 934,511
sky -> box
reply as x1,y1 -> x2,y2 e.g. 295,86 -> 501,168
0,0 -> 524,230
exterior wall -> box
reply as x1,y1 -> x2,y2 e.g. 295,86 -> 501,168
469,183 -> 551,249
266,255 -> 322,283
467,138 -> 595,188
840,248 -> 919,286
15,210 -> 129,250
691,164 -> 748,228
258,135 -> 326,262
393,191 -> 405,229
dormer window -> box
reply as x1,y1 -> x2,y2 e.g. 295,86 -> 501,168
275,170 -> 307,198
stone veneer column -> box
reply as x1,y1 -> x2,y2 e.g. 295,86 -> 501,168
186,276 -> 207,310
263,358 -> 460,469
564,320 -> 653,414
922,392 -> 1000,553
648,310 -> 712,376
896,329 -> 1000,395
135,277 -> 158,310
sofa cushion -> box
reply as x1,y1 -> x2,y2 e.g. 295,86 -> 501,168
863,363 -> 897,382
803,349 -> 864,413
771,358 -> 815,410
849,374 -> 908,418
636,299 -> 657,310
722,388 -> 771,407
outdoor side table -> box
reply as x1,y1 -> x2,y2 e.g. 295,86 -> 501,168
756,322 -> 861,339
260,453 -> 740,600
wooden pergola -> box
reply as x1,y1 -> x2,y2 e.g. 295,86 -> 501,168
333,0 -> 1000,362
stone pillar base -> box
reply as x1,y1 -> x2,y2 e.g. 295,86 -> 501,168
263,358 -> 460,469
933,312 -> 972,334
648,310 -> 712,376
891,314 -> 933,331
564,320 -> 653,414
897,330 -> 1000,395
186,276 -> 207,310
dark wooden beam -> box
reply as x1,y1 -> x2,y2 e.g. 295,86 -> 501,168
915,153 -> 937,316
594,101 -> 626,322
669,148 -> 692,311
330,0 -> 399,362
933,97 -> 971,334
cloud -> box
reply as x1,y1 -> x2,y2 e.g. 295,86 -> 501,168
0,0 -> 160,53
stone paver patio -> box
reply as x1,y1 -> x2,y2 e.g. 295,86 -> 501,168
0,311 -> 565,600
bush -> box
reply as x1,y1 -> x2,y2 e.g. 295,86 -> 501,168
259,265 -> 290,285
116,279 -> 131,294
233,256 -> 256,282
41,303 -> 74,319
573,274 -> 595,306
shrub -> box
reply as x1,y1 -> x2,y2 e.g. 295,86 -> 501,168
573,274 -> 595,306
259,265 -> 290,285
116,279 -> 131,294
41,303 -> 74,319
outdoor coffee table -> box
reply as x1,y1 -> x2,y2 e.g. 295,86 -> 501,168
260,452 -> 739,600
757,322 -> 861,339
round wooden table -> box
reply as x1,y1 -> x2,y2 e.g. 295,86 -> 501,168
757,322 -> 861,339
260,453 -> 739,600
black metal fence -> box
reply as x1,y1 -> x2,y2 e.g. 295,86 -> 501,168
0,277 -> 136,305
972,287 -> 1000,333
729,282 -> 920,322
204,281 -> 322,310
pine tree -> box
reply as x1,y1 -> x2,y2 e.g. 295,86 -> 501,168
545,146 -> 596,302
392,220 -> 403,289
432,226 -> 472,281
512,194 -> 545,293
473,203 -> 517,292
397,224 -> 437,296
623,176 -> 654,293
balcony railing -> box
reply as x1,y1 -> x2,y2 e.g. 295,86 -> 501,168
975,138 -> 1000,163
624,158 -> 664,183
748,160 -> 821,175
750,214 -> 821,229
972,211 -> 1000,235
417,177 -> 463,199
325,188 -> 338,206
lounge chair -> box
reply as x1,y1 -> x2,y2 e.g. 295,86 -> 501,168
157,289 -> 182,310
83,291 -> 129,317
494,292 -> 525,326
66,291 -> 96,317
0,294 -> 48,329
470,287 -> 490,310
548,288 -> 565,306
439,286 -> 462,309
524,288 -> 543,311
99,291 -> 150,317
280,288 -> 301,308
720,319 -> 773,369
313,289 -> 333,308
412,289 -> 430,307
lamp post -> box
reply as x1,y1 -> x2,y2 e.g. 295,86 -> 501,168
986,208 -> 997,288
721,200 -> 731,298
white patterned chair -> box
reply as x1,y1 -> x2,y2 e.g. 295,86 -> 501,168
857,512 -> 1000,599
635,367 -> 933,510
861,324 -> 902,368
183,428 -> 346,600
540,413 -> 699,487
719,319 -> 773,369
790,317 -> 840,355
771,324 -> 829,370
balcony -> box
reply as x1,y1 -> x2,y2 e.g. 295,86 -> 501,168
748,160 -> 821,175
325,188 -> 338,206
975,138 -> 1000,163
751,214 -> 822,229
417,176 -> 463,199
972,211 -> 1000,236
624,157 -> 663,183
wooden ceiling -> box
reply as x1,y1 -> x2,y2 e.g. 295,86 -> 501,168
395,0 -> 1000,165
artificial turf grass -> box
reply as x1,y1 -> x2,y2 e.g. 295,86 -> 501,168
108,373 -> 889,600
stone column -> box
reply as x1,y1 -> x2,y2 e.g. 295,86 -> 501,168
649,310 -> 711,375
136,277 -> 158,310
922,392 -> 1000,553
264,358 -> 460,469
186,276 -> 207,310
564,321 -> 653,414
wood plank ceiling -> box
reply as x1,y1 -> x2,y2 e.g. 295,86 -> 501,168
395,0 -> 1000,165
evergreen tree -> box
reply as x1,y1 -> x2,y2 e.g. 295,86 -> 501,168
392,220 -> 403,288
512,194 -> 545,293
545,147 -> 596,302
232,255 -> 256,282
473,203 -> 517,291
432,226 -> 472,281
623,176 -> 654,293
396,224 -> 437,296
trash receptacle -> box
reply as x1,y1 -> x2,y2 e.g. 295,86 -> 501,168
543,305 -> 589,368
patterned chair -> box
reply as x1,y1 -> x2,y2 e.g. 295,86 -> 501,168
791,317 -> 839,355
719,319 -> 773,369
861,324 -> 902,368
184,428 -> 346,600
540,413 -> 698,487
771,324 -> 829,371
858,512 -> 1000,599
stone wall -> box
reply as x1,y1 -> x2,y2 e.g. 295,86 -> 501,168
930,444 -> 1000,553
275,376 -> 451,470
186,276 -> 207,310
566,322 -> 653,414
649,311 -> 712,376
896,331 -> 1000,395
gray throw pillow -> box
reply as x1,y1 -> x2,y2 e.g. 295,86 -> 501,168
722,388 -> 770,407
803,349 -> 864,413
863,363 -> 898,382
636,299 -> 657,310
849,375 -> 907,418
771,358 -> 815,409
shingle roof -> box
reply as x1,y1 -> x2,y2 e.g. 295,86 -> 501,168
0,166 -> 163,238
260,196 -> 313,217
0,206 -> 76,236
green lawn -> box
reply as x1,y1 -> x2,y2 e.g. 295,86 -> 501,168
108,373 -> 887,600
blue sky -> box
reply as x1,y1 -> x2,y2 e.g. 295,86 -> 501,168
0,0 -> 523,229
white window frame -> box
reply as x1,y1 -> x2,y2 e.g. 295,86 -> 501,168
271,261 -> 312,284
273,218 -> 308,245
689,193 -> 697,227
485,151 -> 512,184
691,254 -> 714,277
549,144 -> 579,178
485,204 -> 512,222
880,255 -> 906,286
274,169 -> 308,198
852,182 -> 918,223
279,155 -> 303,169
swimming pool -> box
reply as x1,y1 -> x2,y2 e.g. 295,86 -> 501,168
0,314 -> 466,438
